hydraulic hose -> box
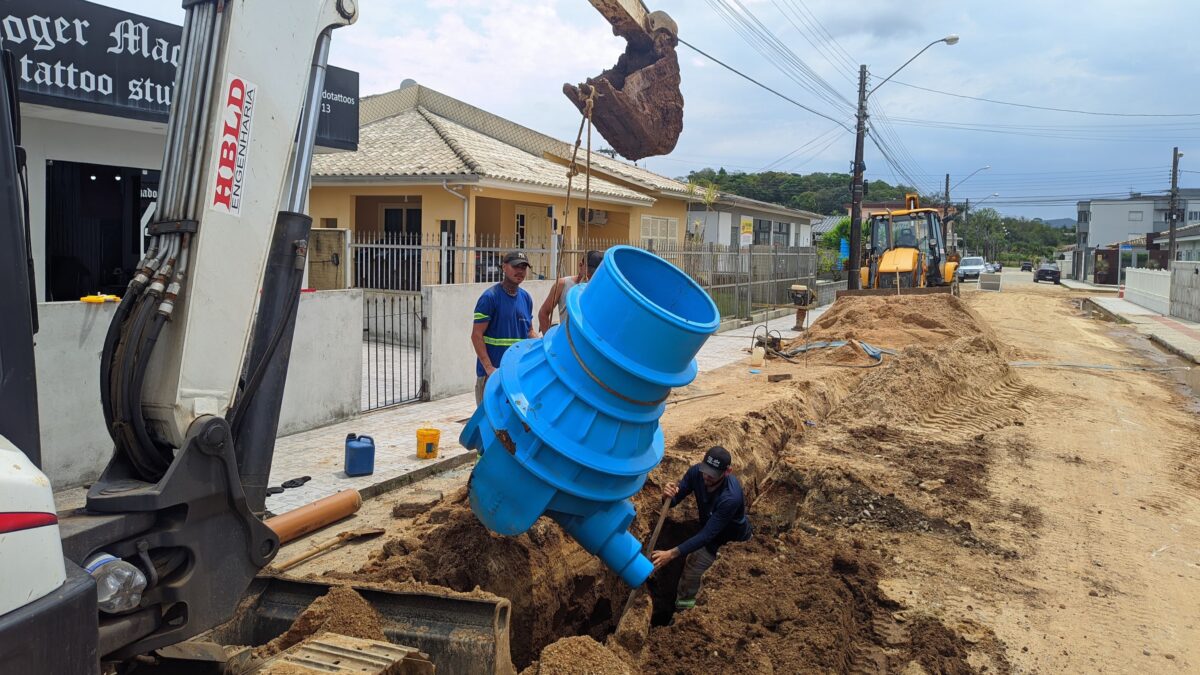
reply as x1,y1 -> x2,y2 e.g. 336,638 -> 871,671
126,311 -> 172,479
100,285 -> 144,436
115,294 -> 169,480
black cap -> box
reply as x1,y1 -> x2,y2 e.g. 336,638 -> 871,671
585,250 -> 604,271
699,446 -> 732,478
502,251 -> 530,267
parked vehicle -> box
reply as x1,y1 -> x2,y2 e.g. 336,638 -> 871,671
957,256 -> 987,282
1033,262 -> 1061,284
995,262 -> 1003,271
1020,261 -> 1034,271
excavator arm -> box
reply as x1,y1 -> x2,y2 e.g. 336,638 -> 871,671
567,0 -> 684,160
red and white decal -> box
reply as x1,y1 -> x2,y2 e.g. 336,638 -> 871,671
211,73 -> 258,217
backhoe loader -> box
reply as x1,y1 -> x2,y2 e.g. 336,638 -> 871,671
842,193 -> 959,297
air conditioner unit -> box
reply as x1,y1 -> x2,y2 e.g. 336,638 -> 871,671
578,208 -> 608,226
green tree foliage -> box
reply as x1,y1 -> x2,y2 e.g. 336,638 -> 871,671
819,216 -> 851,250
958,208 -> 1074,262
682,168 -> 917,216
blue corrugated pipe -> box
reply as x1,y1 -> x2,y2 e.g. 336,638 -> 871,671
459,246 -> 720,587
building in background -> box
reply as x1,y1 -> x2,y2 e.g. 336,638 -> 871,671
688,194 -> 819,248
6,0 -> 358,301
1073,190 -> 1200,280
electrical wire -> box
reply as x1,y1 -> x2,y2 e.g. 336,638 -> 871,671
677,38 -> 853,131
891,80 -> 1200,117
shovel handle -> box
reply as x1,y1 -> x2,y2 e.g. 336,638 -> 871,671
276,531 -> 351,572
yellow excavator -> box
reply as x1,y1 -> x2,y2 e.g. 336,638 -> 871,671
848,194 -> 959,296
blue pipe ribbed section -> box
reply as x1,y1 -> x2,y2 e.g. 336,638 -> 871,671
460,246 -> 720,587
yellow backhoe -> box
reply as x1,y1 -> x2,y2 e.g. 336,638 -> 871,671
844,194 -> 959,297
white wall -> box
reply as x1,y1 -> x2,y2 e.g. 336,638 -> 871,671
21,112 -> 167,302
34,291 -> 362,489
421,280 -> 555,400
1124,269 -> 1172,315
1088,199 -> 1162,249
278,290 -> 363,435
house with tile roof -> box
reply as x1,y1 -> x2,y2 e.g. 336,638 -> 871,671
307,82 -> 700,284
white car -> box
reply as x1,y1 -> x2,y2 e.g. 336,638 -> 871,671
957,256 -> 987,281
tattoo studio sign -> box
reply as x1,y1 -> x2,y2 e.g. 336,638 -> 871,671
0,0 -> 358,150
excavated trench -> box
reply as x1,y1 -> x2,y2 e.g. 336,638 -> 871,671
324,295 -> 1022,672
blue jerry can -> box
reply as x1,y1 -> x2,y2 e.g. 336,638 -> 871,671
344,434 -> 375,477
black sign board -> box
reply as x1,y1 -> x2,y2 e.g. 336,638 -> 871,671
317,66 -> 358,151
0,0 -> 358,150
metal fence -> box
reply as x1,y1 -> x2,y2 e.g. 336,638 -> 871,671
349,232 -> 816,320
361,291 -> 423,411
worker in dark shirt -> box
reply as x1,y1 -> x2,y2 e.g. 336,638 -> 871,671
650,446 -> 752,610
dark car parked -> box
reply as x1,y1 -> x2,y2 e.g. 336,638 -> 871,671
1033,262 -> 1061,284
1020,261 -> 1033,271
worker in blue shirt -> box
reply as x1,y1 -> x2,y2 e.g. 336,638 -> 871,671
651,446 -> 752,610
471,251 -> 538,405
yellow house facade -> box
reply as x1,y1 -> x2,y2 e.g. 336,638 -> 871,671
307,83 -> 695,284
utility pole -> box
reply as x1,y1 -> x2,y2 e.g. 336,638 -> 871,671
943,173 -> 951,253
847,64 -> 868,290
963,198 -> 970,255
1169,146 -> 1181,267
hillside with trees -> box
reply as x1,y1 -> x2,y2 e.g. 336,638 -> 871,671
682,168 -> 917,215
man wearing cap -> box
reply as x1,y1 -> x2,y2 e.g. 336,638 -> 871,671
651,446 -> 752,610
471,251 -> 538,405
538,249 -> 603,334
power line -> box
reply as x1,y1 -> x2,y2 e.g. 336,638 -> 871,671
891,80 -> 1200,118
677,38 -> 854,132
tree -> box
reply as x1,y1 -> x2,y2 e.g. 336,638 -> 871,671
819,216 -> 851,250
678,168 -> 917,216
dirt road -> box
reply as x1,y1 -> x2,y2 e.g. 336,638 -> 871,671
939,272 -> 1200,672
292,270 -> 1200,673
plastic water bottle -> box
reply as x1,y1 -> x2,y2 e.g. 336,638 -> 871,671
84,553 -> 147,614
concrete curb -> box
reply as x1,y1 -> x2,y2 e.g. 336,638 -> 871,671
1081,299 -> 1130,324
357,450 -> 477,502
1148,334 -> 1200,365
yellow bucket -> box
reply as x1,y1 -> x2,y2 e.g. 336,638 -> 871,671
416,428 -> 440,460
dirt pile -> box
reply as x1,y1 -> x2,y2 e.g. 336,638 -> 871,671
256,586 -> 386,658
637,535 -> 975,674
519,636 -> 633,675
329,489 -> 624,669
834,334 -> 1013,429
798,294 -> 994,349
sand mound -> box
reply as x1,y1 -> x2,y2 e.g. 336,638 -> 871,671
836,333 -> 1013,427
256,586 -> 385,658
519,636 -> 632,675
799,294 -> 992,349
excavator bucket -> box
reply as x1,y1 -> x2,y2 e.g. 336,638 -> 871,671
566,2 -> 683,160
165,577 -> 513,674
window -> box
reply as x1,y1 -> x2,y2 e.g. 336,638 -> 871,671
640,215 -> 678,246
1189,211 -> 1200,221
773,221 -> 790,246
1129,211 -> 1143,222
515,212 -> 527,248
752,218 -> 772,245
321,217 -> 337,228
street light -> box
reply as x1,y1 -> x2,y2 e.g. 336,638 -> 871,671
951,165 -> 990,192
944,165 -> 989,256
848,34 -> 959,289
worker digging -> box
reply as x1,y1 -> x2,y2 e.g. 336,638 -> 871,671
650,445 -> 752,612
5,1 -> 1200,674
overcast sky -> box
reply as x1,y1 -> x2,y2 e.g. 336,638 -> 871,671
97,0 -> 1200,219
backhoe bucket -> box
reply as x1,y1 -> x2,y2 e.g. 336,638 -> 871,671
188,577 -> 513,673
565,7 -> 683,160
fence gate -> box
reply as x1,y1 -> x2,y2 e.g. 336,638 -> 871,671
362,292 -> 423,411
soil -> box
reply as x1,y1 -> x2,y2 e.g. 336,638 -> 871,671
305,277 -> 1200,673
519,636 -> 633,675
255,586 -> 386,658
